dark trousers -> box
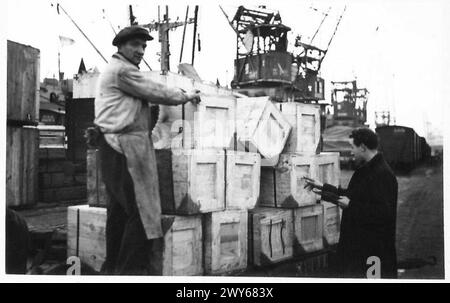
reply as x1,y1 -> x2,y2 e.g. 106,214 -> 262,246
98,135 -> 161,275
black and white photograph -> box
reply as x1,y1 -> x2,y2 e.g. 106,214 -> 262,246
2,0 -> 448,284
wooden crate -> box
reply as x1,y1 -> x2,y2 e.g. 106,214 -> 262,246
6,126 -> 39,207
153,95 -> 236,150
276,103 -> 321,154
87,149 -> 107,207
259,153 -> 317,208
153,215 -> 204,276
67,205 -> 203,275
203,210 -> 248,274
293,205 -> 324,255
67,205 -> 106,272
249,208 -> 294,266
225,151 -> 261,210
236,97 -> 291,159
157,149 -> 225,215
7,40 -> 40,122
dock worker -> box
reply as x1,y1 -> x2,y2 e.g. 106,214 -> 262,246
92,25 -> 200,275
305,128 -> 398,278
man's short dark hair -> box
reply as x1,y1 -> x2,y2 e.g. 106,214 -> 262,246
350,127 -> 378,150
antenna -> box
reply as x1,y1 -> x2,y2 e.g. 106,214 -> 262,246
310,6 -> 331,44
191,6 -> 199,65
54,3 -> 108,63
179,6 -> 190,63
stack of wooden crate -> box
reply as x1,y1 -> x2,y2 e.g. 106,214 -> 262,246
71,93 -> 296,275
68,79 -> 341,275
249,102 -> 341,267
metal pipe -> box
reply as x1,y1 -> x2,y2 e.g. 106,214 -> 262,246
191,5 -> 199,65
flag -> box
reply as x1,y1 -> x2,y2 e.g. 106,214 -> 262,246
59,35 -> 75,47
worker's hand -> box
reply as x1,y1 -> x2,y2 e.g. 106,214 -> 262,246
337,196 -> 350,209
184,89 -> 201,105
303,177 -> 323,191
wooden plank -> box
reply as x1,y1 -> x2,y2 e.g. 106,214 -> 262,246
7,40 -> 40,122
293,205 -> 324,255
67,205 -> 106,272
236,97 -> 292,159
225,151 -> 261,210
67,206 -> 203,275
249,207 -> 294,266
277,103 -> 321,154
203,210 -> 248,274
158,149 -> 225,215
6,126 -> 39,207
86,149 -> 107,207
39,148 -> 66,160
40,136 -> 65,147
259,153 -> 317,208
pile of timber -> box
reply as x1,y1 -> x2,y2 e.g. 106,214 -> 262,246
68,74 -> 342,275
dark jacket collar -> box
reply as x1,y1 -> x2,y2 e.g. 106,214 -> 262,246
112,52 -> 140,69
359,152 -> 385,172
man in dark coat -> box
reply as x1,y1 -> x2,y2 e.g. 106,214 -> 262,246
305,128 -> 398,278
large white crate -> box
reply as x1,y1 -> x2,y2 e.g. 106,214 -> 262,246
276,102 -> 321,154
236,97 -> 291,159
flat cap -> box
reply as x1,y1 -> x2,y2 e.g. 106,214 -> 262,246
112,26 -> 153,46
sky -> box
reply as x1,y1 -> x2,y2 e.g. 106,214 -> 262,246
3,0 -> 449,143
